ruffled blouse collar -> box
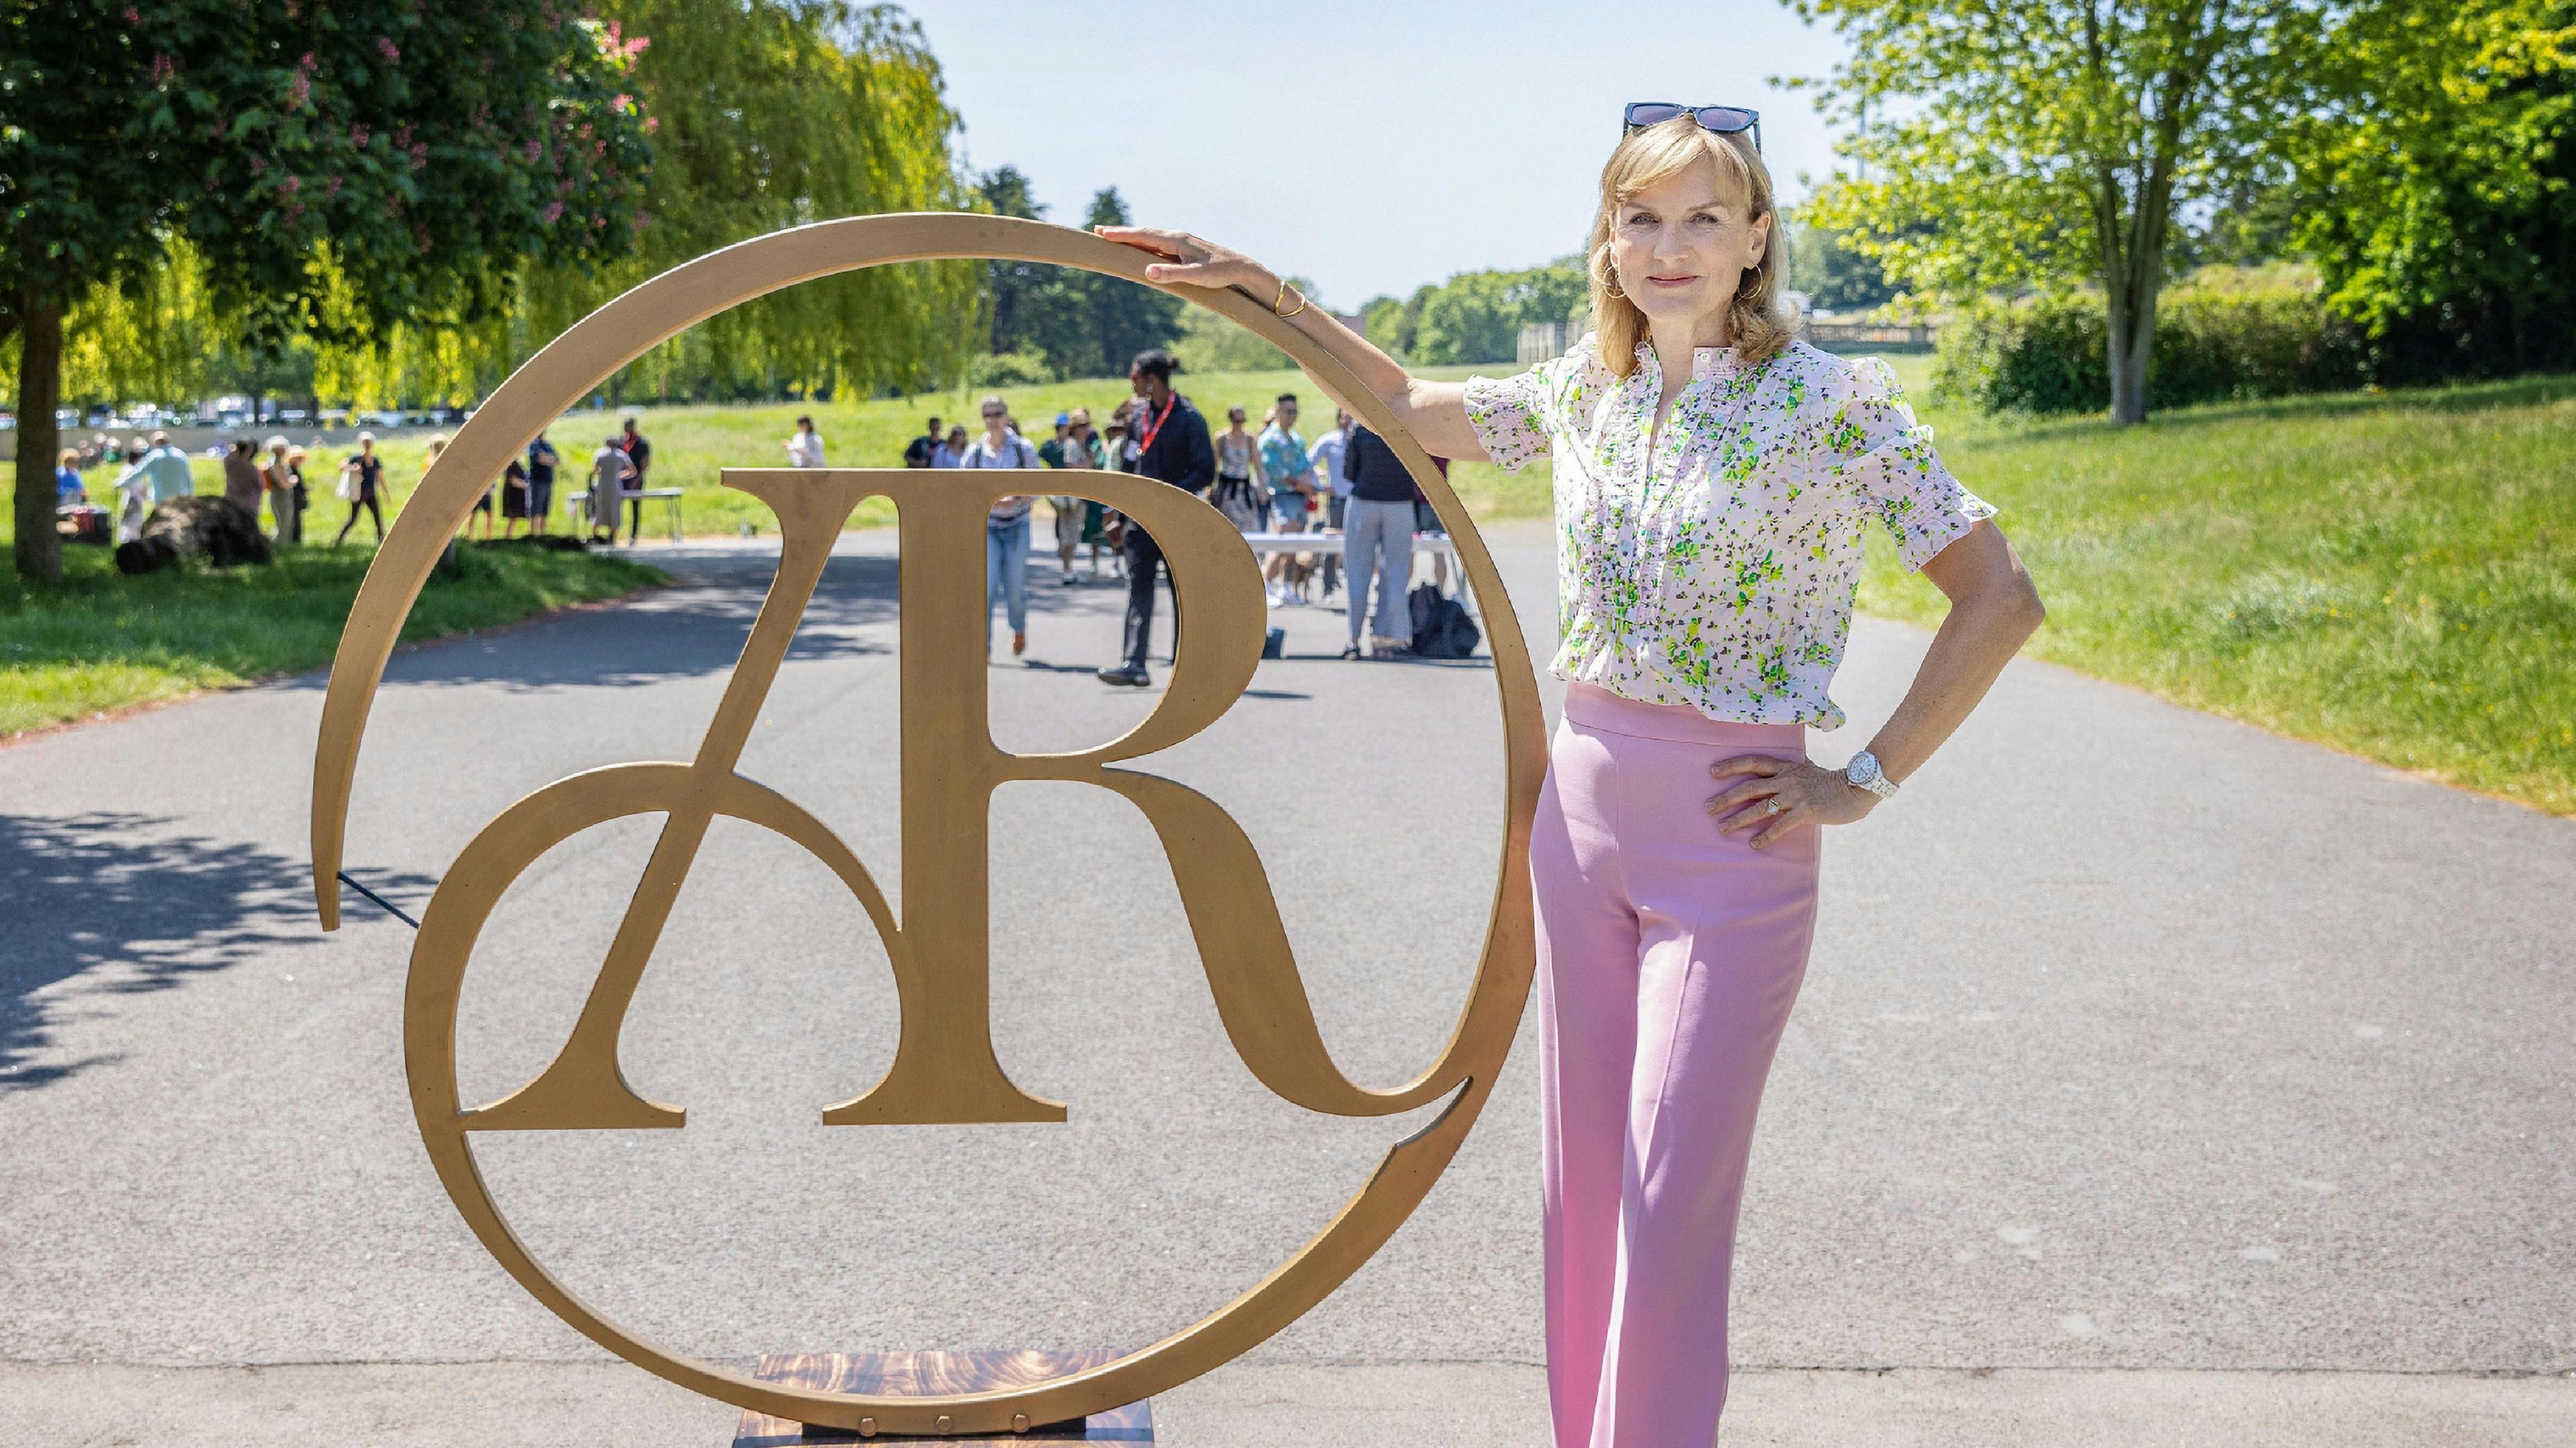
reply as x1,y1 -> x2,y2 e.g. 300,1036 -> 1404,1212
1630,337 -> 1743,379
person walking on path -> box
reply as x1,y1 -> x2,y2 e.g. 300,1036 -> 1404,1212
527,435 -> 559,536
619,417 -> 652,544
1308,406 -> 1356,600
219,438 -> 264,517
787,415 -> 827,467
587,435 -> 634,545
903,416 -> 944,467
1045,408 -> 1107,586
1258,393 -> 1318,604
959,394 -> 1042,657
936,423 -> 969,467
1097,104 -> 2044,1447
1097,347 -> 1214,687
333,432 -> 394,547
1336,421 -> 1419,658
262,436 -> 301,543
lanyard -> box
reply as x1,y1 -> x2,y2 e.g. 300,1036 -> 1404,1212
1134,392 -> 1179,457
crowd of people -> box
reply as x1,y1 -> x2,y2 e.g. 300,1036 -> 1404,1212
54,429 -> 389,548
49,414 -> 664,553
907,348 -> 1452,676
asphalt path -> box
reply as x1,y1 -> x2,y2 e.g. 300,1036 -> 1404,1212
1,517 -> 2570,1443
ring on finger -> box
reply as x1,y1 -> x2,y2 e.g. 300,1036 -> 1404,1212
1763,798 -> 1782,816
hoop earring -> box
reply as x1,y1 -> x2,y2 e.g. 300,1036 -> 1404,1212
1602,270 -> 1626,300
1736,266 -> 1762,300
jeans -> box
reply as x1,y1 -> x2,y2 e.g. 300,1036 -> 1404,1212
1342,498 -> 1414,645
986,516 -> 1030,646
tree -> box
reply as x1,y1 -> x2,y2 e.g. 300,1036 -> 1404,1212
1782,206 -> 1898,313
2286,0 -> 2576,378
542,0 -> 977,404
1790,0 -> 2324,422
977,164 -> 1084,378
1073,188 -> 1183,378
1,0 -> 649,579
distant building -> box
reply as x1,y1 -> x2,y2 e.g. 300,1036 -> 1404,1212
1517,319 -> 1587,365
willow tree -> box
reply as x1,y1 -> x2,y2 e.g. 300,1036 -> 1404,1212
525,0 -> 981,403
1792,0 -> 2325,423
0,0 -> 651,580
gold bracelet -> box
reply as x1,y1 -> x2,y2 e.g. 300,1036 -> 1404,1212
1272,276 -> 1307,319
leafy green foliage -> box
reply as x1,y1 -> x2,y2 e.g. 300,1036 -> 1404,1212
1933,270 -> 2367,414
1789,0 -> 2325,421
1356,263 -> 1587,366
2286,0 -> 2576,379
2,0 -> 651,577
1780,209 -> 1896,313
976,177 -> 1185,383
525,0 -> 977,404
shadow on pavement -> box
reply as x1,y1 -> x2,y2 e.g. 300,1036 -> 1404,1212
0,813 -> 431,1091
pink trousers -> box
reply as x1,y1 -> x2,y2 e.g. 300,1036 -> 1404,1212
1532,683 -> 1823,1447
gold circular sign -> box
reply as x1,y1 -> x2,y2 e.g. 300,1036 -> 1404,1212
309,213 -> 1546,1435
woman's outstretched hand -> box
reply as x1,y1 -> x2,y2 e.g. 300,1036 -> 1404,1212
1095,225 -> 1276,295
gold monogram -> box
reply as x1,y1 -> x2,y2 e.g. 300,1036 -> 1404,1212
310,215 -> 1545,1436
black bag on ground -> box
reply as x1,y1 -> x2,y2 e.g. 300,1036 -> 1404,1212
1408,582 -> 1481,659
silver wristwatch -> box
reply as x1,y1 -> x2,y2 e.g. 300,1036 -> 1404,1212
1843,749 -> 1899,801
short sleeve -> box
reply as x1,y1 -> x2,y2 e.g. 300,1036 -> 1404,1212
1464,337 -> 1593,473
1817,355 -> 1997,573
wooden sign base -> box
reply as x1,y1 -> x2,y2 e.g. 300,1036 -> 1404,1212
730,1351 -> 1153,1445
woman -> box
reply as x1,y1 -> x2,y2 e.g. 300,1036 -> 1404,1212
334,431 -> 391,546
54,448 -> 85,507
1049,406 -> 1106,585
588,435 -> 634,544
957,393 -> 1041,657
1099,109 -> 2045,1446
500,454 -> 532,539
1211,403 -> 1267,533
262,435 -> 300,543
221,438 -> 264,516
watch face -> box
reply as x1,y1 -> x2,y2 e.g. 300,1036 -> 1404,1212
1848,754 -> 1878,785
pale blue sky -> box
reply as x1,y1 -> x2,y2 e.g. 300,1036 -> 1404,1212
907,0 -> 1854,309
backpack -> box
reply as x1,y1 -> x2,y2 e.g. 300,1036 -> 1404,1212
1409,582 -> 1482,660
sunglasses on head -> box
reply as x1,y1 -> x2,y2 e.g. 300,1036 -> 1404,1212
1623,102 -> 1762,153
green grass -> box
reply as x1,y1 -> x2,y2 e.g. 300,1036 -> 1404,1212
256,364 -> 1506,539
27,353 -> 2572,814
0,536 -> 663,737
1845,356 -> 2576,816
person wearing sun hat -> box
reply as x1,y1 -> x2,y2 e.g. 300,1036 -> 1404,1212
1043,407 -> 1106,585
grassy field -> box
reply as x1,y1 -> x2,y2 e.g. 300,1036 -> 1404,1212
27,352 -> 2575,814
1851,357 -> 2576,816
0,535 -> 663,737
47,364 -> 1509,540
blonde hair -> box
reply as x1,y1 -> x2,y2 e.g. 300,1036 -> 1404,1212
1587,117 -> 1792,377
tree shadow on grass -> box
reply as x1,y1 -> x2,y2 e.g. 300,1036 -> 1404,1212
0,812 -> 433,1092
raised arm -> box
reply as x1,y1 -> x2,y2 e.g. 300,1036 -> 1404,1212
1096,225 -> 1489,463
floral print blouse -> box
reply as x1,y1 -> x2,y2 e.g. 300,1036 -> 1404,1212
1464,333 -> 1996,731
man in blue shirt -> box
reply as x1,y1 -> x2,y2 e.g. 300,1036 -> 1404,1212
1256,393 -> 1316,605
142,431 -> 197,504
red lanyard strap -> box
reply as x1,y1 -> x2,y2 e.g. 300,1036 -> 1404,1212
1134,394 -> 1179,457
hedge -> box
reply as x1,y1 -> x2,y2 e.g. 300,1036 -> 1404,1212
1933,282 -> 2369,415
